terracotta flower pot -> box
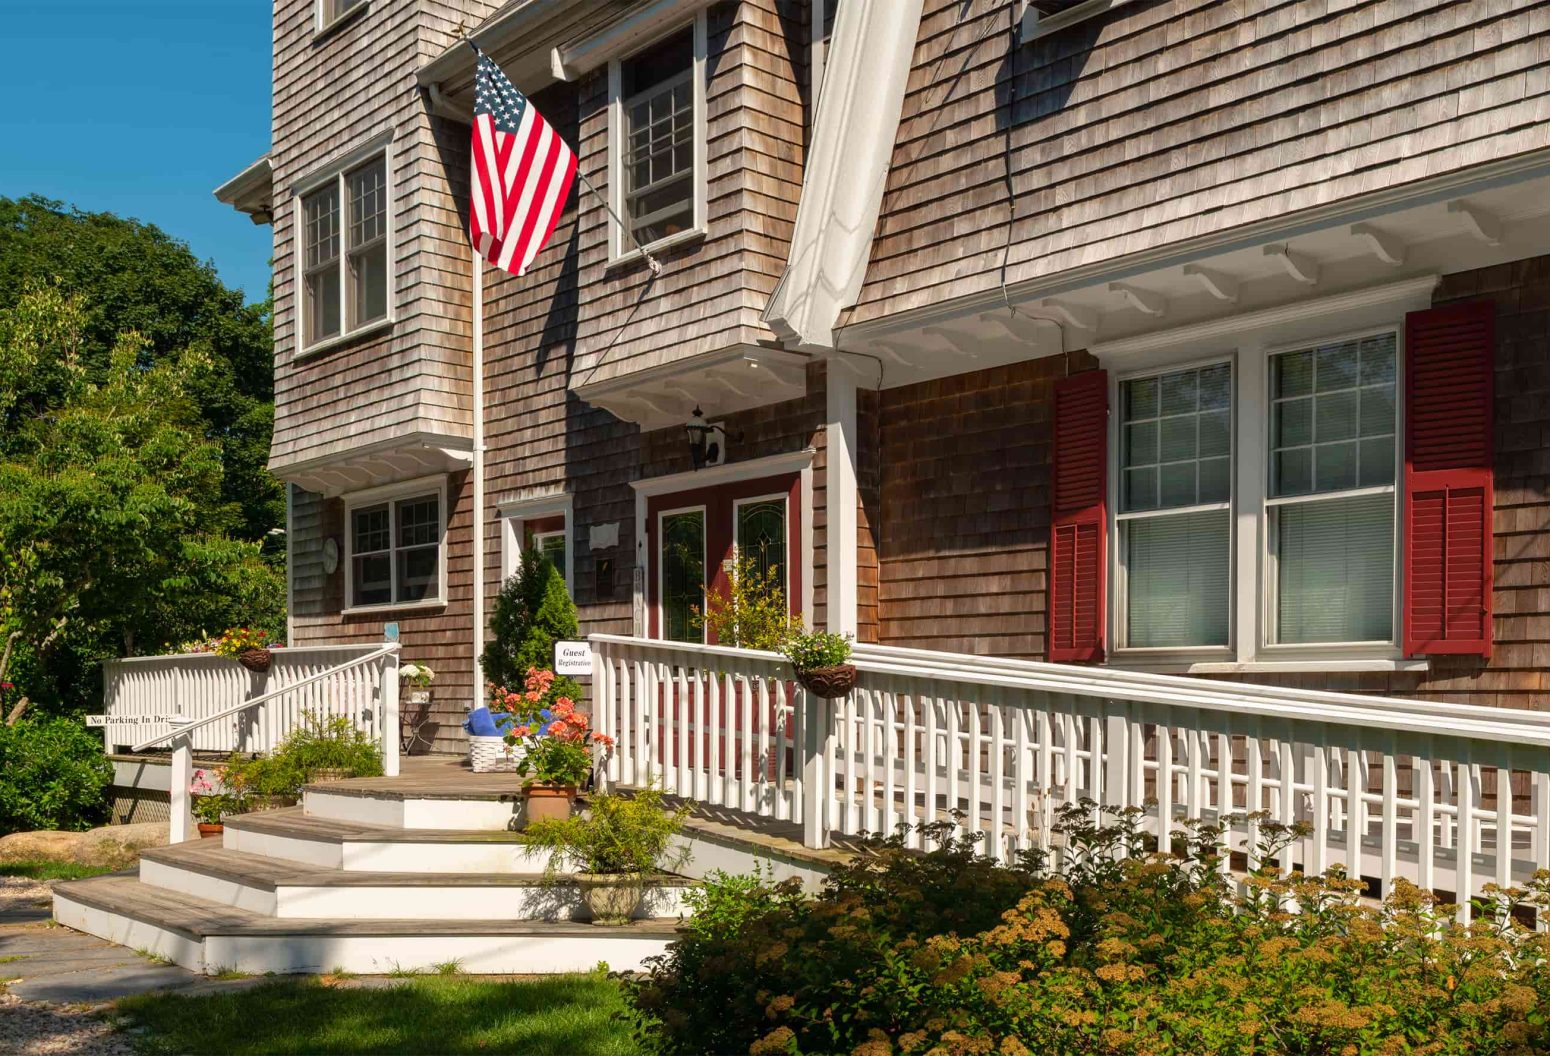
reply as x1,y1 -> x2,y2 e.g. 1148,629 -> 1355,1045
522,783 -> 576,826
796,663 -> 858,699
237,647 -> 272,673
576,872 -> 646,926
309,768 -> 352,783
197,823 -> 224,839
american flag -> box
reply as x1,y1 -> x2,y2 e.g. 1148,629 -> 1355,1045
470,49 -> 577,277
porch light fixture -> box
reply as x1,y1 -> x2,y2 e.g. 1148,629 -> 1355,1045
685,406 -> 726,470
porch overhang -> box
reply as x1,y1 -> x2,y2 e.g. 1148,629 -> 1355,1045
574,344 -> 812,431
837,151 -> 1550,370
213,154 -> 273,225
270,431 -> 475,498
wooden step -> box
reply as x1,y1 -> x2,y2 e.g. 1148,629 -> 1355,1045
54,875 -> 681,975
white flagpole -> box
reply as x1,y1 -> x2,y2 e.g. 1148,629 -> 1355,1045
471,246 -> 486,710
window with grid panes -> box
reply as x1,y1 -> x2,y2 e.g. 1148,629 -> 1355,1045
349,492 -> 440,608
1269,333 -> 1398,644
1118,362 -> 1233,649
620,28 -> 695,247
299,153 -> 388,350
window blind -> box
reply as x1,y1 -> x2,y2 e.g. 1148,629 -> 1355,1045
1276,492 -> 1394,643
1125,510 -> 1230,648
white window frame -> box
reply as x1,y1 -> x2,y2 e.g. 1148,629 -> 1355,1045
315,0 -> 368,35
605,11 -> 709,266
1258,326 -> 1404,657
291,132 -> 395,359
1093,276 -> 1438,674
733,492 -> 793,613
342,475 -> 448,615
1110,354 -> 1236,661
657,504 -> 709,644
498,493 -> 574,595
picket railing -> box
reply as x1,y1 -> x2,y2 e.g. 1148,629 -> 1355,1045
105,644 -> 401,842
590,634 -> 1550,920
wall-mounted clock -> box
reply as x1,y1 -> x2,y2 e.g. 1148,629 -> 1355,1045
321,537 -> 340,575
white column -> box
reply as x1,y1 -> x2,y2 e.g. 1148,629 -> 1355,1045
825,360 -> 859,636
381,647 -> 401,778
471,248 -> 487,708
168,720 -> 193,844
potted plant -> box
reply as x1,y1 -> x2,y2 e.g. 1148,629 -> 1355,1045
400,662 -> 436,704
523,786 -> 691,925
214,627 -> 276,673
190,768 -> 241,837
493,668 -> 614,825
783,629 -> 857,698
222,711 -> 384,802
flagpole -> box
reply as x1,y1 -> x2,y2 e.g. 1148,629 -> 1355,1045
471,246 -> 486,711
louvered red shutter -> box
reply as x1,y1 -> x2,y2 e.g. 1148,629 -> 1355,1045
1403,300 -> 1495,657
1048,369 -> 1108,662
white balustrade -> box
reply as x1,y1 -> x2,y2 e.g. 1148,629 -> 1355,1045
103,644 -> 401,842
590,634 -> 1550,921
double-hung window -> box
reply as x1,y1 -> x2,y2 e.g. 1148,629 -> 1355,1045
609,16 -> 706,260
346,482 -> 444,611
1267,333 -> 1398,645
298,149 -> 390,352
1117,362 -> 1233,650
1108,317 -> 1407,665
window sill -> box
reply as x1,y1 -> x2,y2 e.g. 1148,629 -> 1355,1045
605,228 -> 706,273
295,316 -> 394,362
341,598 -> 447,618
1114,658 -> 1431,676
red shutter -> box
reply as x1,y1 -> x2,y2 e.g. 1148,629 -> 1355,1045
1049,369 -> 1108,662
1403,300 -> 1495,658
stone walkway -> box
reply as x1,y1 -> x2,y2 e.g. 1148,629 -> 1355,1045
0,876 -> 260,1055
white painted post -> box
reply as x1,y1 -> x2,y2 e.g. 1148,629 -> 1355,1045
168,718 -> 194,844
825,359 -> 859,637
802,691 -> 831,848
382,648 -> 401,778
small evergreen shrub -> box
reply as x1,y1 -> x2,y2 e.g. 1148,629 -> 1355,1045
624,804 -> 1550,1056
0,717 -> 113,833
482,548 -> 579,690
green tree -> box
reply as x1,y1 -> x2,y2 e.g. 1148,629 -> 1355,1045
482,548 -> 579,690
0,195 -> 279,540
0,284 -> 283,718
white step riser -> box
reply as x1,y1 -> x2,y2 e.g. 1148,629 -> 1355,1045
52,894 -> 205,973
225,827 -> 554,873
673,831 -> 831,892
304,791 -> 518,831
140,859 -> 278,916
204,932 -> 674,975
140,858 -> 692,921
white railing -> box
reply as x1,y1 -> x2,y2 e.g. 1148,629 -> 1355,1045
590,634 -> 1550,920
105,644 -> 400,842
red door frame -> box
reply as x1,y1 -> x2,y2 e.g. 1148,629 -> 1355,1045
644,471 -> 803,641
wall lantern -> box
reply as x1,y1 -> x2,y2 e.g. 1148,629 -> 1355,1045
685,406 -> 727,470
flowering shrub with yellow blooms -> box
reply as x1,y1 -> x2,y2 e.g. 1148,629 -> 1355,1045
623,803 -> 1550,1056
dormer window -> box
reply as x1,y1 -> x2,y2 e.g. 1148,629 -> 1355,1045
608,15 -> 707,262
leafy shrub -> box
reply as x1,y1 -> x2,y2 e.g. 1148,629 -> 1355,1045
482,549 -> 578,690
693,553 -> 802,650
0,717 -> 113,833
781,629 -> 852,671
624,805 -> 1550,1056
222,711 -> 381,800
524,786 -> 691,875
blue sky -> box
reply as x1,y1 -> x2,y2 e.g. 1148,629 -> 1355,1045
1,2 -> 273,304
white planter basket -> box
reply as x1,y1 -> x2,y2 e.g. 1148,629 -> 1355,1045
468,734 -> 522,773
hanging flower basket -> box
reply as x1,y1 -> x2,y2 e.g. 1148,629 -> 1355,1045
237,647 -> 273,673
796,663 -> 858,699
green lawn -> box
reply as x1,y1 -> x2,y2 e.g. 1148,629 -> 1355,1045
0,859 -> 114,881
115,973 -> 639,1056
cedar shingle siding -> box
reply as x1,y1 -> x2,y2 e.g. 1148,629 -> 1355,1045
847,0 -> 1550,324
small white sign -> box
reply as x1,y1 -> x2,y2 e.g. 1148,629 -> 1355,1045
83,715 -> 108,728
553,640 -> 593,676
